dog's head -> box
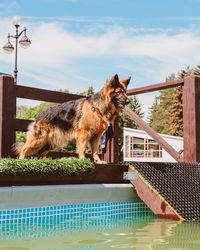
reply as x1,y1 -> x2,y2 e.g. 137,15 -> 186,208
104,74 -> 131,109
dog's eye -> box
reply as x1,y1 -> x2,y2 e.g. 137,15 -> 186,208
117,90 -> 122,94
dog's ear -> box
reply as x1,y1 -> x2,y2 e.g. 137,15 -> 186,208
120,76 -> 131,88
106,74 -> 119,88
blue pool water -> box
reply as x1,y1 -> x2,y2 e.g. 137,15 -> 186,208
0,202 -> 153,239
0,202 -> 200,249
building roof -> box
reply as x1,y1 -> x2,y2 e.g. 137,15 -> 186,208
124,127 -> 183,141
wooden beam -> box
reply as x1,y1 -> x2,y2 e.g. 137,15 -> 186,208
0,76 -> 16,157
128,166 -> 184,221
13,118 -> 33,131
0,164 -> 129,186
127,79 -> 184,96
14,85 -> 82,103
112,118 -> 119,163
183,75 -> 200,162
103,118 -> 119,163
123,106 -> 184,162
47,151 -> 93,159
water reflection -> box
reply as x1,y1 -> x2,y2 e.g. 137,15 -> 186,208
107,219 -> 200,250
0,216 -> 200,249
148,219 -> 200,250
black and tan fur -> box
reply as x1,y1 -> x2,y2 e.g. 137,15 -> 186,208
18,74 -> 131,163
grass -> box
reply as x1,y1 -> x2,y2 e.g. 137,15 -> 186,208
0,157 -> 95,176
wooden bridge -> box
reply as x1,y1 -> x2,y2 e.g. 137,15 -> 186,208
0,74 -> 200,163
1,74 -> 200,221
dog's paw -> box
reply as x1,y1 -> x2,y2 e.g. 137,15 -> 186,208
95,160 -> 107,164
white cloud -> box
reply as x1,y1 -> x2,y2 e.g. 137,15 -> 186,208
10,23 -> 200,71
1,17 -> 200,114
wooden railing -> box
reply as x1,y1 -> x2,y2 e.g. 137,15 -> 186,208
0,75 -> 118,162
126,78 -> 184,95
0,74 -> 200,163
126,76 -> 200,163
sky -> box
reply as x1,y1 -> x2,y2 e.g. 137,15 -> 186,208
1,0 -> 200,117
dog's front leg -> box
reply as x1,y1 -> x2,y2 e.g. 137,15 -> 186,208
77,130 -> 90,159
90,134 -> 107,164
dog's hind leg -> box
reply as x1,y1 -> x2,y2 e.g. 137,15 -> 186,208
37,143 -> 53,158
76,130 -> 90,159
19,144 -> 42,159
19,134 -> 48,159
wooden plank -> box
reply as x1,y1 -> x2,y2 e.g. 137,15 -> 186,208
0,164 -> 129,186
123,106 -> 184,162
127,79 -> 184,96
183,75 -> 200,162
110,118 -> 119,163
13,118 -> 33,131
128,166 -> 184,221
47,151 -> 92,159
104,123 -> 115,163
14,85 -> 82,103
0,76 -> 16,158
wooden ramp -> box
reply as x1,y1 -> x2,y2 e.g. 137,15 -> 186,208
128,162 -> 200,222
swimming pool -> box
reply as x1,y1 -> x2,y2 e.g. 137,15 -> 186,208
0,201 -> 199,250
0,201 -> 153,238
0,184 -> 199,249
0,201 -> 156,248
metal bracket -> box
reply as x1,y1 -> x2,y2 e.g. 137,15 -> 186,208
123,172 -> 138,181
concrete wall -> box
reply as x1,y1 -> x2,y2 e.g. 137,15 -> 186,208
0,184 -> 141,209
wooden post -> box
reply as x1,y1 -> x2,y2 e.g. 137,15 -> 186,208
0,76 -> 16,158
112,117 -> 119,163
104,118 -> 119,163
183,75 -> 200,163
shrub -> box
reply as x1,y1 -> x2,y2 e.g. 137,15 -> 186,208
0,157 -> 95,176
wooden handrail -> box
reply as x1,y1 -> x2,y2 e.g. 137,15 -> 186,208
13,119 -> 32,131
123,106 -> 184,163
127,78 -> 184,96
14,85 -> 82,103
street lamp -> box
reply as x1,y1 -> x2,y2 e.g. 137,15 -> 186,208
2,16 -> 31,84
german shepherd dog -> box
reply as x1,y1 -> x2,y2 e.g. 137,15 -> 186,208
18,74 -> 131,163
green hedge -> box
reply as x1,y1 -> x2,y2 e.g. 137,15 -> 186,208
0,157 -> 95,176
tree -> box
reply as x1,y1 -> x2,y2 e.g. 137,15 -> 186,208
148,73 -> 177,134
168,86 -> 183,136
149,66 -> 197,137
119,96 -> 144,128
193,65 -> 200,75
16,105 -> 28,117
80,86 -> 94,96
148,87 -> 175,134
168,66 -> 193,137
57,89 -> 69,94
178,65 -> 193,78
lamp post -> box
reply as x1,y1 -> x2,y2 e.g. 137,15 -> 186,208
2,16 -> 31,84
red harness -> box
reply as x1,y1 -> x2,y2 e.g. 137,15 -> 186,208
87,101 -> 105,135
